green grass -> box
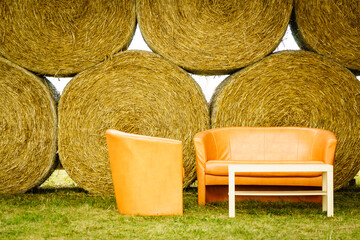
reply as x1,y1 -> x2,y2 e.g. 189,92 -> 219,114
0,171 -> 359,239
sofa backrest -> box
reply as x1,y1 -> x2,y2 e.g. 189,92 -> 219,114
209,127 -> 320,162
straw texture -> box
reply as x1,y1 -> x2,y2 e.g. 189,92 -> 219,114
210,51 -> 360,190
291,0 -> 360,71
0,0 -> 136,76
137,0 -> 292,75
58,50 -> 209,194
0,57 -> 58,194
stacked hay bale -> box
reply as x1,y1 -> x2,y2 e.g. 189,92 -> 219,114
0,0 -> 136,76
291,0 -> 360,72
137,0 -> 293,74
0,57 -> 58,194
210,51 -> 360,190
0,0 -> 137,192
55,0 -> 296,192
58,50 -> 209,193
3,0 -> 359,193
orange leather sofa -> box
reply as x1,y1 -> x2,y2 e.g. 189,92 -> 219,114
193,127 -> 337,205
106,129 -> 183,216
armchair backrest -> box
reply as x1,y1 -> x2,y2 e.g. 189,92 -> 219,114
105,129 -> 184,216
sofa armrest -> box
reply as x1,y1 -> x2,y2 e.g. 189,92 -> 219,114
313,130 -> 337,165
193,131 -> 209,170
324,137 -> 337,165
194,130 -> 216,205
194,130 -> 218,167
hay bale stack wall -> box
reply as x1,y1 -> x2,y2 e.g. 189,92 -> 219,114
0,0 -> 136,76
58,50 -> 209,194
291,0 -> 360,71
1,1 -> 360,193
136,0 -> 293,74
0,57 -> 58,194
210,51 -> 360,190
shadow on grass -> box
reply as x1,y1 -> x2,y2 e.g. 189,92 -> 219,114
203,184 -> 360,217
27,186 -> 88,194
7,179 -> 358,218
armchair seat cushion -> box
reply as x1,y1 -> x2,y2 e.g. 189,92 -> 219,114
205,160 -> 324,177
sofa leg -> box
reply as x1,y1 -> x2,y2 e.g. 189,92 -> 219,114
198,184 -> 206,205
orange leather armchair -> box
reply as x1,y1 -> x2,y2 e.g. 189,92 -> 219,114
106,129 -> 183,216
194,127 -> 337,205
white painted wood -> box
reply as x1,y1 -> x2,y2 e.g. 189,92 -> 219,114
234,190 -> 327,196
228,164 -> 333,173
327,169 -> 334,217
228,167 -> 235,218
228,164 -> 334,217
322,171 -> 328,212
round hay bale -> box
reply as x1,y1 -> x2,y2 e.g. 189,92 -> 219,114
0,57 -> 58,194
210,50 -> 360,190
58,50 -> 209,194
136,0 -> 292,75
291,0 -> 360,71
0,0 -> 136,76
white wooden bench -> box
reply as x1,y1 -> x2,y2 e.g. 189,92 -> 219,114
228,164 -> 334,217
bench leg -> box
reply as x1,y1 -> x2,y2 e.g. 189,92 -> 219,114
327,170 -> 334,217
322,172 -> 328,212
322,170 -> 334,217
229,170 -> 235,218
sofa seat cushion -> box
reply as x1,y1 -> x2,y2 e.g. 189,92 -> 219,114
205,160 -> 324,177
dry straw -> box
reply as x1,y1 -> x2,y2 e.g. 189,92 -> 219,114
58,50 -> 210,194
291,0 -> 360,71
136,0 -> 292,75
210,50 -> 360,190
0,57 -> 58,194
0,0 -> 136,76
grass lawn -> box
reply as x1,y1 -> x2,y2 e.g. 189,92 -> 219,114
0,170 -> 359,239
